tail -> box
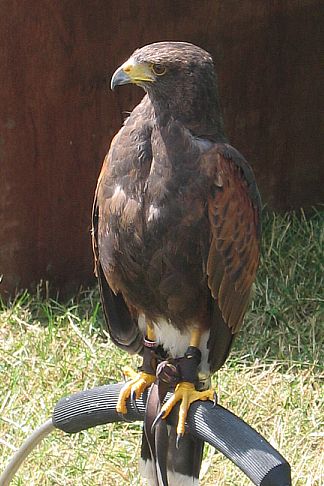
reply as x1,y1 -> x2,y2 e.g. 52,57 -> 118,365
139,383 -> 203,486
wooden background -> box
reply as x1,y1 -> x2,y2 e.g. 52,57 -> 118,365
0,0 -> 322,296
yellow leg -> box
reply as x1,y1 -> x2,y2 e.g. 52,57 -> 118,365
146,321 -> 155,341
155,327 -> 216,436
116,322 -> 156,414
189,326 -> 201,347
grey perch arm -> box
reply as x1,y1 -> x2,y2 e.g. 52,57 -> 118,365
53,382 -> 291,486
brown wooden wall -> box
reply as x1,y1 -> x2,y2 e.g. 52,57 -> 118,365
0,0 -> 322,296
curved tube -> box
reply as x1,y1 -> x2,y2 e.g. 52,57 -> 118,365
53,383 -> 291,486
0,419 -> 54,486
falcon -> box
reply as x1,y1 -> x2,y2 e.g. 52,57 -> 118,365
92,41 -> 261,485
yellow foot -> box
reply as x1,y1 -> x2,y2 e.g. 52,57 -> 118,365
116,366 -> 155,414
157,381 -> 216,436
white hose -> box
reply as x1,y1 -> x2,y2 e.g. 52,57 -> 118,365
0,419 -> 55,485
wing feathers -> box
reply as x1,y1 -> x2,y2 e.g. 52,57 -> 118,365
204,145 -> 260,333
92,193 -> 143,354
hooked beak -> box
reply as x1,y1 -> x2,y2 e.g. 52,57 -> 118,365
110,58 -> 155,90
110,65 -> 132,90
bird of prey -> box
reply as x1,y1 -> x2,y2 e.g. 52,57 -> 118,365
92,41 -> 261,485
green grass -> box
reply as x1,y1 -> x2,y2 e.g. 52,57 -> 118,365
0,211 -> 323,485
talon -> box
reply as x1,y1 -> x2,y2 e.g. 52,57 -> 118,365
151,410 -> 165,432
213,391 -> 217,407
131,389 -> 137,402
131,389 -> 139,414
176,433 -> 183,449
117,412 -> 126,421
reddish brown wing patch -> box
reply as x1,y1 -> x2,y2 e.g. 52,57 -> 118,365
206,150 -> 260,333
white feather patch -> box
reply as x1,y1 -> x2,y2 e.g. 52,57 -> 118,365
148,204 -> 160,222
110,185 -> 126,213
167,470 -> 199,486
139,458 -> 156,485
138,315 -> 210,376
139,458 -> 199,486
153,319 -> 210,376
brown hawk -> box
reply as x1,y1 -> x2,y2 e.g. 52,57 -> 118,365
92,42 -> 261,485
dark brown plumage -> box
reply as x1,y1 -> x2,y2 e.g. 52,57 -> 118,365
92,41 -> 261,485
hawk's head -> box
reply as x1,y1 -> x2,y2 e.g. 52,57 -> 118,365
110,41 -> 225,139
111,41 -> 214,90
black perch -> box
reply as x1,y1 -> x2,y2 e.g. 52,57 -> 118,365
53,383 -> 291,486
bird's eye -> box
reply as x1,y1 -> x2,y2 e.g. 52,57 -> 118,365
152,64 -> 167,76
